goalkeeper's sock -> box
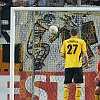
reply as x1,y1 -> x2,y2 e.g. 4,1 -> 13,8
75,87 -> 82,100
95,95 -> 99,100
63,87 -> 69,100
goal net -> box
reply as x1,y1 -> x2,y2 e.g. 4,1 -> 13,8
10,7 -> 100,100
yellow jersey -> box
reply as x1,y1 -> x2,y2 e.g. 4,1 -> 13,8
61,37 -> 87,68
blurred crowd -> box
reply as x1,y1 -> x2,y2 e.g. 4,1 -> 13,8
11,0 -> 100,7
12,0 -> 100,7
0,0 -> 100,8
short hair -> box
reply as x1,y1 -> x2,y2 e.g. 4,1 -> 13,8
97,44 -> 100,50
70,28 -> 79,36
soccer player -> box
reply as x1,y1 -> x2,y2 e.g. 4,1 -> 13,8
94,44 -> 100,100
60,28 -> 89,100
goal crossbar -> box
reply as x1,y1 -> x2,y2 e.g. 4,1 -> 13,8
11,7 -> 100,11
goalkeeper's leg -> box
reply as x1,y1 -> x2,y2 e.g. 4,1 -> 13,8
63,84 -> 70,100
95,85 -> 100,100
75,83 -> 82,100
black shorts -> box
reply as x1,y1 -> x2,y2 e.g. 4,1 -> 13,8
97,81 -> 100,87
64,67 -> 83,84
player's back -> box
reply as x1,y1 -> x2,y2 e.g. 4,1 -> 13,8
63,37 -> 86,68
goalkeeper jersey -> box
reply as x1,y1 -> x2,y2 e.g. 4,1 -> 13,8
61,37 -> 87,68
98,60 -> 100,71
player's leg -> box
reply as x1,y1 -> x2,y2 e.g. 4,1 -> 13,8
63,84 -> 70,100
74,67 -> 83,100
63,68 -> 73,100
95,82 -> 100,100
95,86 -> 100,100
75,83 -> 82,100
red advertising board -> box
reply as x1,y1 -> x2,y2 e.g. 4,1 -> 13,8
0,72 -> 97,100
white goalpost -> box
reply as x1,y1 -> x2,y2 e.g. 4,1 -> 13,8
10,7 -> 100,100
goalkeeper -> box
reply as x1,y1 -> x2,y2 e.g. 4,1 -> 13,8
94,44 -> 100,100
60,28 -> 89,100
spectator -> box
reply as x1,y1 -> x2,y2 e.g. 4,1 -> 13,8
27,0 -> 64,7
12,0 -> 28,7
28,0 -> 35,6
64,0 -> 87,6
28,0 -> 48,7
19,0 -> 28,7
90,0 -> 100,6
38,0 -> 48,7
47,0 -> 64,7
12,0 -> 19,6
0,0 -> 12,8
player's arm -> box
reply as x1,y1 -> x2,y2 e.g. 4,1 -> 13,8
82,40 -> 89,68
60,52 -> 65,58
60,40 -> 66,58
95,71 -> 100,82
83,51 -> 89,68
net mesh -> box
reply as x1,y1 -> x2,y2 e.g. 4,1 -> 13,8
14,10 -> 100,72
11,9 -> 100,100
